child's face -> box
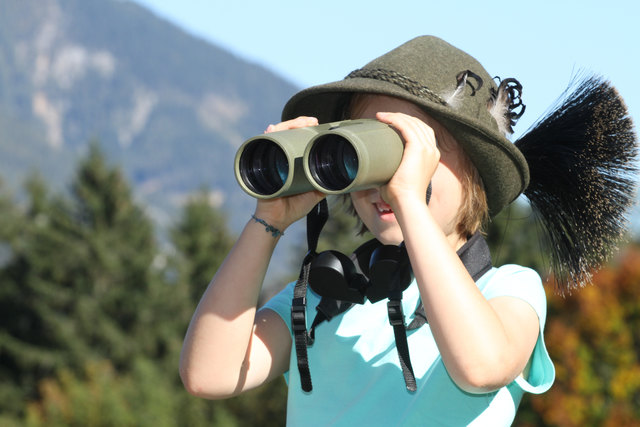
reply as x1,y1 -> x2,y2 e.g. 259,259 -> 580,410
349,95 -> 466,249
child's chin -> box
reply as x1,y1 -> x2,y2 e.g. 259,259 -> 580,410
376,230 -> 403,246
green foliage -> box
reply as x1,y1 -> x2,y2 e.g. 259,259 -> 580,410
0,144 -> 289,425
486,200 -> 548,274
170,188 -> 235,305
0,145 -> 191,421
24,358 -> 205,427
22,357 -> 287,427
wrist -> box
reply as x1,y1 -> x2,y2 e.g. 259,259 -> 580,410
388,190 -> 428,215
249,214 -> 286,238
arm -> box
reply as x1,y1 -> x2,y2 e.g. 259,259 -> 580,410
377,112 -> 540,393
179,117 -> 325,399
398,202 -> 539,393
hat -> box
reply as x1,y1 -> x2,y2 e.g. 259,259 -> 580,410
282,35 -> 528,216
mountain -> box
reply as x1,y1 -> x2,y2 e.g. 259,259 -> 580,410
0,0 -> 300,231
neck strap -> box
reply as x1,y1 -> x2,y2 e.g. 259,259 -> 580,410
408,232 -> 492,330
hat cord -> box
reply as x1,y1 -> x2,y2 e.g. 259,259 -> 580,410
346,68 -> 447,106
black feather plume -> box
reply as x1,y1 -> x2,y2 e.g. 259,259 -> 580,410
515,75 -> 638,293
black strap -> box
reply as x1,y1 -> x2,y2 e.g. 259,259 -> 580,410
385,251 -> 417,392
388,298 -> 417,392
458,232 -> 493,282
308,298 -> 354,341
292,262 -> 313,392
291,199 -> 328,392
407,232 -> 492,330
306,200 -> 328,253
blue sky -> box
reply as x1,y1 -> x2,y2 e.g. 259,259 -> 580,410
129,0 -> 639,140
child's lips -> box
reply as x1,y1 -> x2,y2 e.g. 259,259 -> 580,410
375,201 -> 392,213
374,201 -> 395,219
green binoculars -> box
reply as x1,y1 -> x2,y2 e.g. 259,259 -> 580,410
234,119 -> 404,199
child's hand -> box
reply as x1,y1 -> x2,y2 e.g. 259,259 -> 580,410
375,112 -> 439,209
253,117 -> 326,233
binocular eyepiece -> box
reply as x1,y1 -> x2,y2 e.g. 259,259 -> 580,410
235,119 -> 404,199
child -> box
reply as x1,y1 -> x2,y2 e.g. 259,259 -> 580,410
179,36 -> 636,425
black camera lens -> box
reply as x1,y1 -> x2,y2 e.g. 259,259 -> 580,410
239,139 -> 289,195
308,134 -> 359,191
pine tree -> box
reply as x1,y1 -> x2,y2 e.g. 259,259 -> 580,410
170,188 -> 235,305
0,144 -> 190,421
0,174 -> 75,417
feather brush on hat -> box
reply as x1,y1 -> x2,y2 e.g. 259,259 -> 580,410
514,75 -> 638,293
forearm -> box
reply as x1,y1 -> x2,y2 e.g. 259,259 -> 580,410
395,201 -> 534,392
179,217 -> 281,397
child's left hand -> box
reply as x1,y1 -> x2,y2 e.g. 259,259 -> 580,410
375,112 -> 439,210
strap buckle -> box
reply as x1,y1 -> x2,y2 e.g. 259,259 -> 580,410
387,299 -> 405,327
291,297 -> 307,332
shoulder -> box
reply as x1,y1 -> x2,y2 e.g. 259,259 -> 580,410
480,264 -> 547,324
260,281 -> 323,334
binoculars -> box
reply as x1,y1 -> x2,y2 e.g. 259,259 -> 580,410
234,119 -> 404,199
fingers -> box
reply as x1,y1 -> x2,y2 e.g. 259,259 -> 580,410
376,112 -> 438,153
265,116 -> 319,134
374,112 -> 440,207
376,111 -> 440,172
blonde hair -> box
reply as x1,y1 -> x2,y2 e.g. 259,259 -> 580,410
346,93 -> 488,239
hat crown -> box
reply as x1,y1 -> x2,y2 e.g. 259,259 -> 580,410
282,35 -> 530,216
356,36 -> 499,133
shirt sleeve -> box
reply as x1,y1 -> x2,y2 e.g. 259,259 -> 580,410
481,264 -> 556,394
260,281 -> 296,333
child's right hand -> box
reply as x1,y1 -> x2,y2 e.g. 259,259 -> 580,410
253,116 -> 326,233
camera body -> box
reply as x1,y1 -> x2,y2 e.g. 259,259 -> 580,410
234,119 -> 404,198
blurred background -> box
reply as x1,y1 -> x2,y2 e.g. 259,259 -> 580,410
0,0 -> 638,425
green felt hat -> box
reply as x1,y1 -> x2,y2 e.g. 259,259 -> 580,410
282,35 -> 529,216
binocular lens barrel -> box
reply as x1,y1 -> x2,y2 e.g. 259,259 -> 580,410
234,120 -> 403,199
307,134 -> 359,191
238,139 -> 289,196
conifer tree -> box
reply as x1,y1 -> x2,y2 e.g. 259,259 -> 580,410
0,145 -> 190,420
0,174 -> 74,418
170,188 -> 235,305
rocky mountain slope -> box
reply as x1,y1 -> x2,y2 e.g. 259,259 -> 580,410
0,0 -> 299,230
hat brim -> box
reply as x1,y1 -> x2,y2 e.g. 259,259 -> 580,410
282,77 -> 529,216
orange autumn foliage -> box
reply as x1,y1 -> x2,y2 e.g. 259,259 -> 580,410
521,244 -> 640,426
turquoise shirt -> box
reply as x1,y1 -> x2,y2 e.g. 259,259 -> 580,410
263,264 -> 555,426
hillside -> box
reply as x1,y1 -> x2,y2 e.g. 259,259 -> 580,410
0,0 -> 299,230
